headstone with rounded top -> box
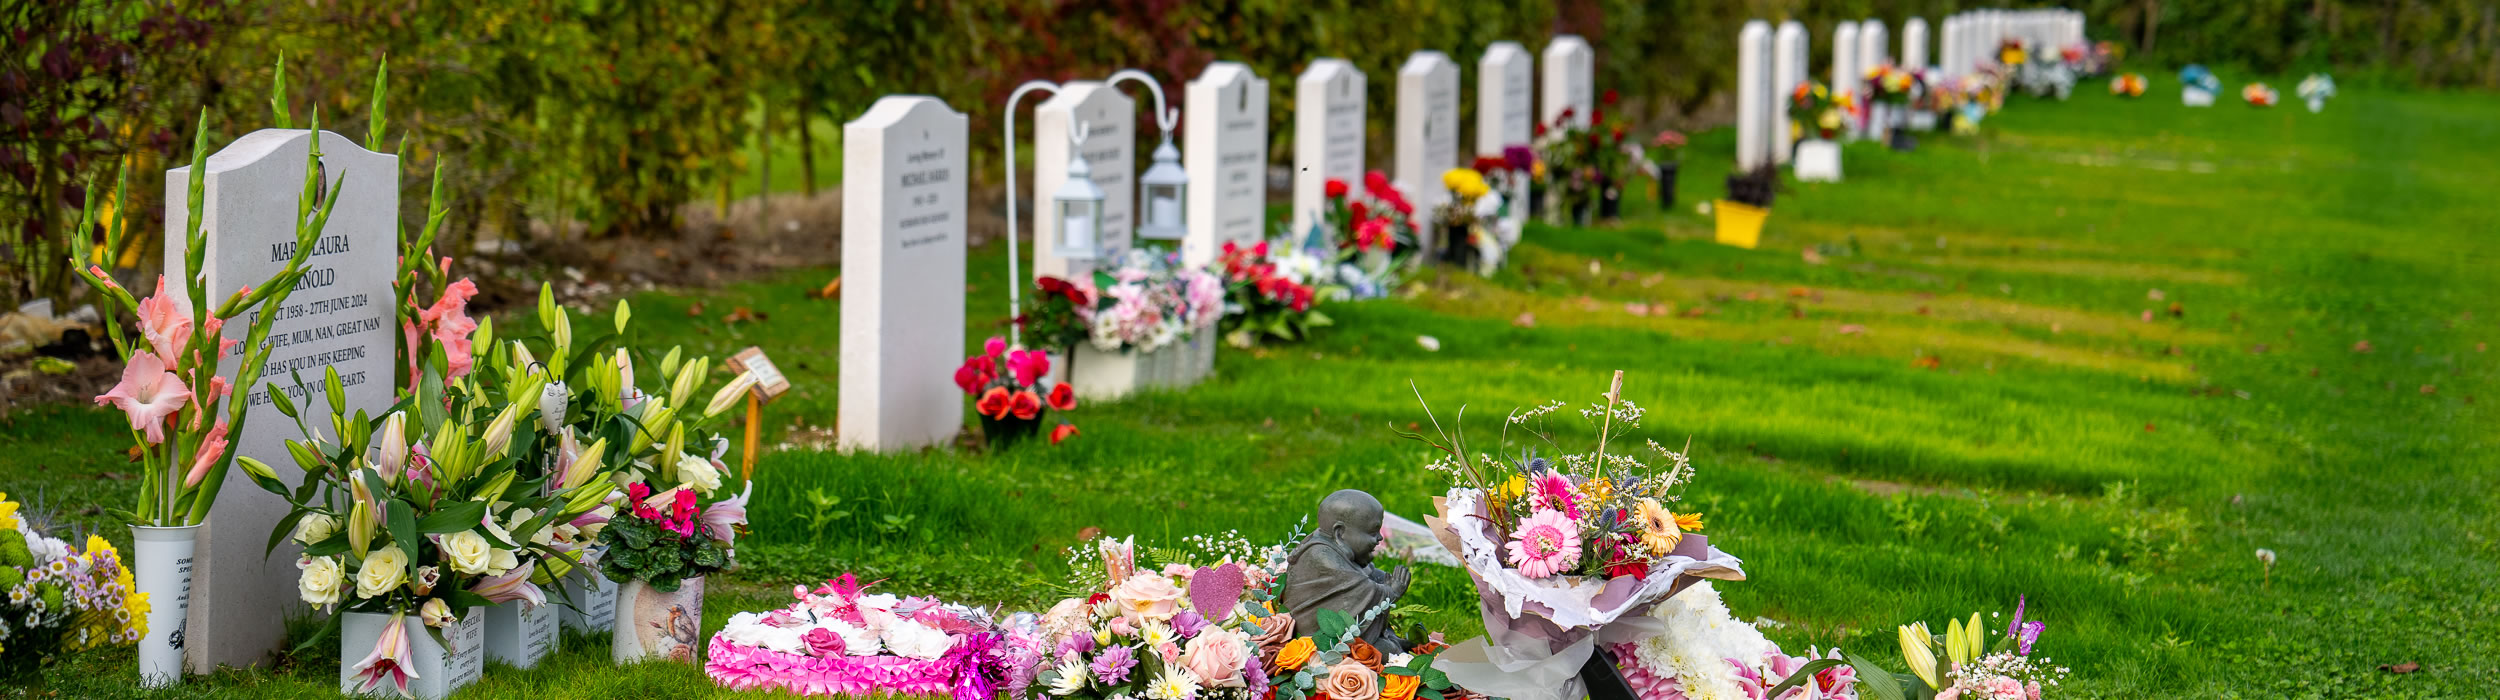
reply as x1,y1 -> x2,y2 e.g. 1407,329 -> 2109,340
1292,59 -> 1364,240
1183,62 -> 1269,268
838,96 -> 967,452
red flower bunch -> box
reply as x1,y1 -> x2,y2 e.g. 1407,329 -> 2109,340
1353,218 -> 1396,254
1323,178 -> 1349,199
1361,171 -> 1412,217
1218,242 -> 1316,313
1035,276 -> 1091,307
626,482 -> 702,538
958,336 -> 1074,426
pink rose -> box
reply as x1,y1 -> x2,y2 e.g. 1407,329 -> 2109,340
1181,627 -> 1250,688
2026,681 -> 2042,700
1157,642 -> 1182,663
1322,659 -> 1382,700
1985,676 -> 2026,700
1109,572 -> 1183,625
802,626 -> 845,657
1161,563 -> 1195,580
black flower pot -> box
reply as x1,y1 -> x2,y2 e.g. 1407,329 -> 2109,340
1527,181 -> 1545,217
1599,181 -> 1623,221
978,411 -> 1045,449
1439,223 -> 1478,268
1889,125 -> 1917,152
1654,162 -> 1680,211
1570,197 -> 1592,227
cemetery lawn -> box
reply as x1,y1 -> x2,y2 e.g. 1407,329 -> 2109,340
9,84 -> 2499,698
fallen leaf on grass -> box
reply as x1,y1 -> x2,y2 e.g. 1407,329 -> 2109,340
1680,307 -> 1710,319
2148,288 -> 2166,301
1918,305 -> 1933,316
1741,290 -> 1762,301
1801,248 -> 1826,265
2381,662 -> 2419,674
723,307 -> 766,324
1576,296 -> 1600,311
812,277 -> 843,299
1624,303 -> 1651,317
2421,385 -> 2437,395
1913,355 -> 1941,370
686,302 -> 706,316
2249,344 -> 2268,354
1640,273 -> 1665,288
1837,324 -> 1867,335
1513,312 -> 1536,328
2145,423 -> 2157,432
2141,310 -> 2155,322
1787,286 -> 1812,298
2353,340 -> 2374,353
1076,526 -> 1103,542
2478,342 -> 2487,353
2169,302 -> 2185,318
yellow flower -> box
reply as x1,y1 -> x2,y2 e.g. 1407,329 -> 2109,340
1899,623 -> 1940,689
1275,637 -> 1319,671
0,492 -> 17,530
1632,499 -> 1682,556
1673,511 -> 1705,532
1496,476 -> 1528,502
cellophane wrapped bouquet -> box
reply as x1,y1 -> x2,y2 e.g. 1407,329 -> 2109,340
705,573 -> 1013,699
1403,372 -> 1746,700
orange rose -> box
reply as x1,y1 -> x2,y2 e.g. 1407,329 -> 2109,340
1322,659 -> 1382,700
1381,673 -> 1422,700
1345,639 -> 1384,671
1273,637 -> 1318,674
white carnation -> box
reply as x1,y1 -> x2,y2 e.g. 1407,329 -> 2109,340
882,620 -> 953,660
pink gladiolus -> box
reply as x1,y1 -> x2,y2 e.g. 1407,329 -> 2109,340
95,352 -> 192,444
135,275 -> 193,365
185,420 -> 230,487
422,278 -> 480,380
701,483 -> 750,546
88,265 -> 119,289
349,614 -> 421,697
469,567 -> 545,606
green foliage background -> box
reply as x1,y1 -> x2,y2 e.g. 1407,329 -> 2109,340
8,0 -> 2497,308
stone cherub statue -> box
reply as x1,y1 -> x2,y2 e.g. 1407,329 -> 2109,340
1284,489 -> 1411,654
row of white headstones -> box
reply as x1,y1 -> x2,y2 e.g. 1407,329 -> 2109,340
1732,10 -> 2089,172
158,37 -> 1603,675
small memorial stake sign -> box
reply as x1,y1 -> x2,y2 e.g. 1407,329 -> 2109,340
727,347 -> 788,478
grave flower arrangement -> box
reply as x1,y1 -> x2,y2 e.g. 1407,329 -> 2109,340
705,573 -> 1012,699
1070,249 -> 1227,356
69,119 -> 343,530
1023,276 -> 1093,355
2241,82 -> 2279,108
2109,73 -> 2148,98
1402,372 -> 1746,700
2296,74 -> 2335,112
1863,64 -> 1916,106
1216,241 -> 1337,348
1881,597 -> 2071,700
1308,173 -> 1424,300
1610,581 -> 1862,700
956,335 -> 1075,448
1031,530 -> 1304,700
1432,167 -> 1509,274
1534,90 -> 1633,222
0,493 -> 148,679
1791,81 -> 1846,140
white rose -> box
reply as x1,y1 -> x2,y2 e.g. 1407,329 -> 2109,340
418,598 -> 455,627
675,453 -> 721,495
882,620 -> 952,660
441,531 -> 495,574
506,508 -> 555,548
356,546 -> 409,599
830,620 -> 882,657
720,613 -> 808,654
297,556 -> 345,609
294,513 -> 339,545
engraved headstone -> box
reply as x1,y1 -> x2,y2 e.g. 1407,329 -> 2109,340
164,127 -> 397,673
1477,41 -> 1533,225
1034,83 -> 1136,281
1541,35 -> 1594,129
839,96 -> 967,452
1292,59 -> 1365,239
1903,18 -> 1930,72
1833,23 -> 1861,106
1394,50 -> 1461,253
1183,62 -> 1269,267
1773,22 -> 1808,164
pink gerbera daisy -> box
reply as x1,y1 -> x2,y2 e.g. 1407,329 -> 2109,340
1528,473 -> 1579,518
1505,509 -> 1583,578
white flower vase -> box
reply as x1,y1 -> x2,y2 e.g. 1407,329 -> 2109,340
129,525 -> 197,688
339,610 -> 483,700
484,599 -> 560,669
2307,96 -> 2326,113
1070,338 -> 1214,401
1793,139 -> 1844,183
612,576 -> 704,664
559,567 -> 619,634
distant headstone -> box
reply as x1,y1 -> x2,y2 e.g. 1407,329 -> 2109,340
1941,16 -> 1962,77
1292,59 -> 1365,240
1476,41 -> 1533,226
1394,50 -> 1460,232
164,127 -> 397,673
1903,18 -> 1929,71
1183,62 -> 1269,268
1541,35 -> 1594,129
1736,22 -> 1773,173
839,96 -> 966,452
1832,23 -> 1860,105
1772,22 -> 1808,164
1034,82 -> 1136,281
1859,19 -> 1889,72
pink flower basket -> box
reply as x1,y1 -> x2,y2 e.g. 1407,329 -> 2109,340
705,634 -> 1001,699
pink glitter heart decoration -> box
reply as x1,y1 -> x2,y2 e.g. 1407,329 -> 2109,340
1188,562 -> 1249,620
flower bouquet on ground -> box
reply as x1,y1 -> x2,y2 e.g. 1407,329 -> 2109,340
1074,249 -> 1227,356
2241,82 -> 2279,108
1876,597 -> 2072,700
1433,167 -> 1508,275
1319,172 -> 1420,290
2296,74 -> 2335,113
1401,371 -> 1746,700
1030,531 -> 1287,699
2178,65 -> 2221,107
2109,74 -> 2147,98
1475,148 -> 1535,227
1641,130 -> 1686,209
1534,94 -> 1633,225
1610,581 -> 1861,700
955,336 -> 1074,448
706,573 -> 1011,699
1216,241 -> 1335,348
0,494 -> 147,680
1790,81 -> 1845,142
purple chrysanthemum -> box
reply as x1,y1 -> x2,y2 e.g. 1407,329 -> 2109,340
1091,644 -> 1139,685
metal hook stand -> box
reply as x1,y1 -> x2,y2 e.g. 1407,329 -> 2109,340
1002,80 -> 1062,349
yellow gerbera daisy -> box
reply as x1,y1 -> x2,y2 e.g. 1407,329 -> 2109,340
1633,498 -> 1682,556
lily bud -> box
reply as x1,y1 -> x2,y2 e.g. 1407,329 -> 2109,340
377,412 -> 409,477
511,340 -> 536,372
561,437 -> 609,491
659,347 -> 683,382
667,357 -> 707,408
237,455 -> 279,482
1900,624 -> 1940,689
660,423 -> 686,479
561,483 -> 612,519
551,309 -> 573,356
706,372 -> 759,418
615,348 -> 635,397
476,470 -> 517,505
481,402 -> 520,460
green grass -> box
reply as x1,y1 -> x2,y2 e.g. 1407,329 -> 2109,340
8,82 -> 2498,698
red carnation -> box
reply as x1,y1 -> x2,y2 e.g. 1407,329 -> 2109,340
1534,123 -> 1548,137
1591,108 -> 1605,125
1049,423 -> 1079,445
976,386 -> 1013,419
1010,390 -> 1042,420
1362,170 -> 1391,196
1324,179 -> 1348,199
1349,201 -> 1370,226
1046,382 -> 1076,411
954,355 -> 997,396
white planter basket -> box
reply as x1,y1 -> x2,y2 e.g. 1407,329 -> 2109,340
129,524 -> 198,688
340,610 -> 483,700
559,566 -> 619,634
1794,140 -> 1843,183
613,576 -> 705,664
1068,333 -> 1216,401
2182,87 -> 2216,107
484,599 -> 560,669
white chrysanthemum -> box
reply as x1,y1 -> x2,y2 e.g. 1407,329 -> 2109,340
1145,667 -> 1202,700
1048,660 -> 1089,696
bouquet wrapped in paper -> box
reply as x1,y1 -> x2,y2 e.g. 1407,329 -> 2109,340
1402,371 -> 1745,700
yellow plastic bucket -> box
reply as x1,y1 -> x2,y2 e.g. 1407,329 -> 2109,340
1713,200 -> 1768,249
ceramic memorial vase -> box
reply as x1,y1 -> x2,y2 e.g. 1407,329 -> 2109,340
340,610 -> 483,700
129,524 -> 198,688
614,576 -> 705,664
1653,162 -> 1680,211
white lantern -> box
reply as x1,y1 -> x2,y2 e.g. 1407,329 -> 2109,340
1051,126 -> 1106,261
1137,133 -> 1187,241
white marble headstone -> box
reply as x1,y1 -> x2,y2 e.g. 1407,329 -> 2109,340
1772,22 -> 1807,164
1736,22 -> 1773,173
1541,35 -> 1594,129
1394,50 -> 1460,216
1477,41 -> 1532,227
1292,59 -> 1364,240
839,96 -> 966,452
1034,83 -> 1136,281
1859,19 -> 1889,72
1941,16 -> 1962,77
164,128 -> 397,673
1903,18 -> 1929,72
1184,62 -> 1269,268
1832,22 -> 1860,104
